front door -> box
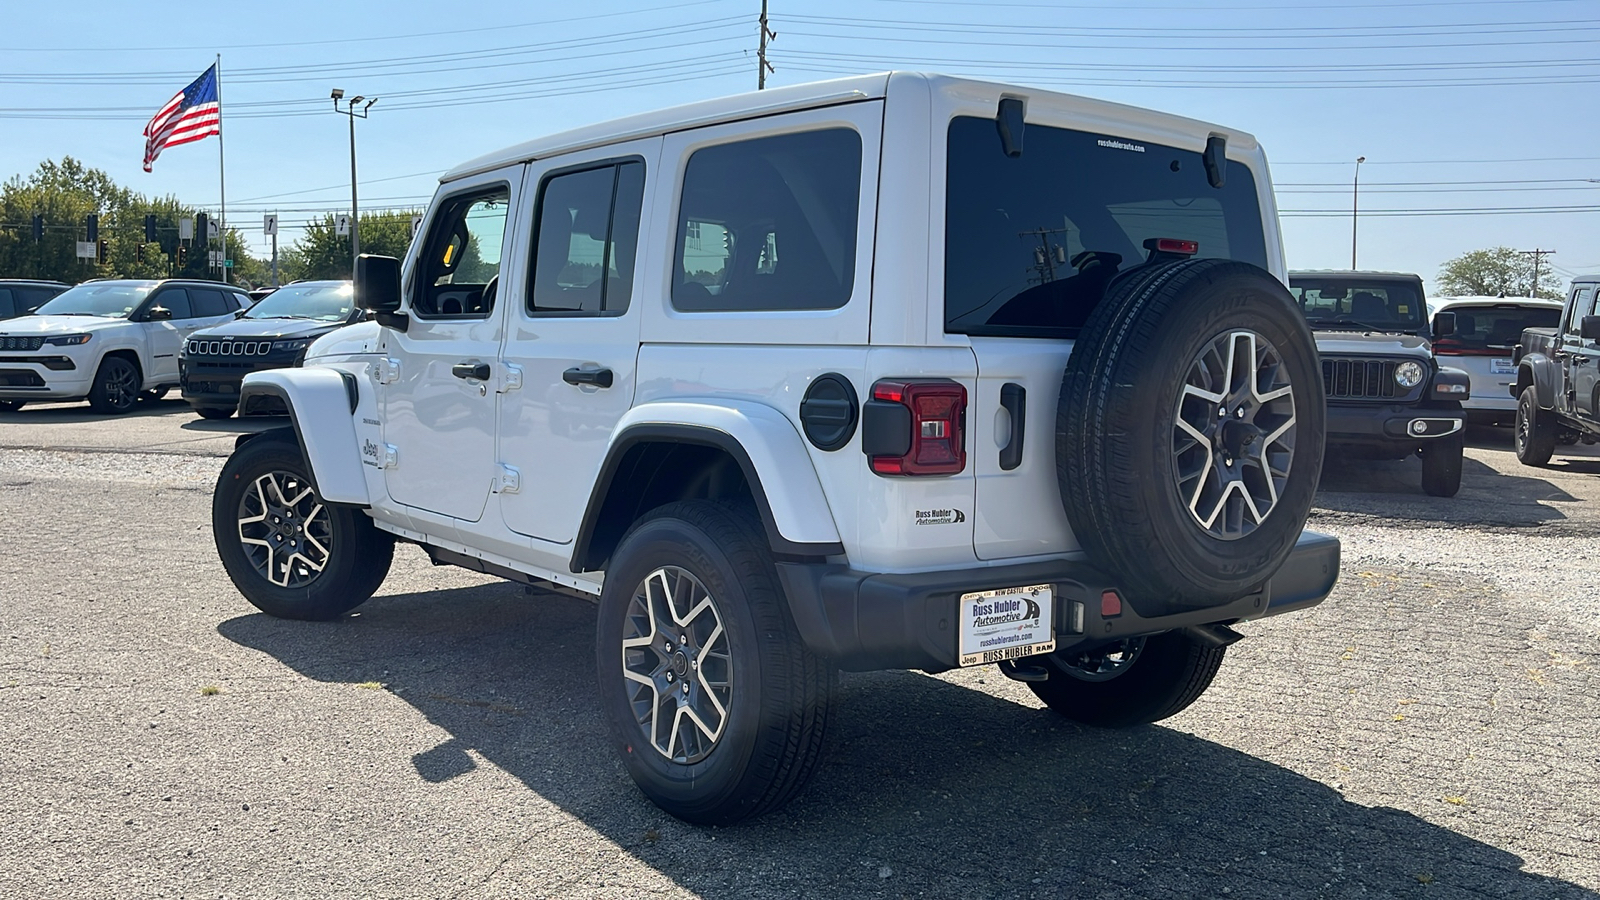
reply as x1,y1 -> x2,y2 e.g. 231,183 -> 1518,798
497,139 -> 658,546
1561,286 -> 1597,419
380,168 -> 520,522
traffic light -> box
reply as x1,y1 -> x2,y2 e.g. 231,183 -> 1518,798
195,213 -> 208,245
136,243 -> 146,264
32,214 -> 42,242
177,245 -> 187,267
86,213 -> 98,243
96,240 -> 108,265
144,214 -> 157,243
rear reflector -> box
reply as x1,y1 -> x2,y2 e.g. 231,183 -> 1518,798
1100,590 -> 1123,618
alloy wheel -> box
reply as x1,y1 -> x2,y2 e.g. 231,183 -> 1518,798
103,363 -> 138,410
1172,330 -> 1298,540
236,470 -> 333,588
620,566 -> 734,764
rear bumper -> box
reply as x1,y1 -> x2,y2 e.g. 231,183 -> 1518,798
775,530 -> 1340,672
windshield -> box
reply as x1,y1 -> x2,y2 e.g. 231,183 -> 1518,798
33,283 -> 152,318
944,116 -> 1268,338
1433,304 -> 1561,355
243,282 -> 354,321
1288,279 -> 1425,332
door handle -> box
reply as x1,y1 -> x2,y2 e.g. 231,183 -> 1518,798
999,382 -> 1026,471
563,367 -> 614,388
452,362 -> 490,381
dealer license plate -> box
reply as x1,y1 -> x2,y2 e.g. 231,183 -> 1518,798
1491,358 -> 1516,375
958,584 -> 1055,667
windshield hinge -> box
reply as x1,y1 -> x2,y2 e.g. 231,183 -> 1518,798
373,357 -> 400,385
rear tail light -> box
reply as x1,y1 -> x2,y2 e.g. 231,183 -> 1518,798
863,379 -> 967,476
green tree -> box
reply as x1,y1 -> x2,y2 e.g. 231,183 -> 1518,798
1437,246 -> 1566,300
281,210 -> 420,282
0,157 -> 260,284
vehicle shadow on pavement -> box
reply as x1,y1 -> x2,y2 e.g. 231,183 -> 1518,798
0,396 -> 192,424
1316,452 -> 1578,527
217,583 -> 1598,899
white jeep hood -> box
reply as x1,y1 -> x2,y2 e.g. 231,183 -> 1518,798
0,315 -> 128,335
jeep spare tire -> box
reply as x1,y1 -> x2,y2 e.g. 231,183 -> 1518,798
1056,258 -> 1325,610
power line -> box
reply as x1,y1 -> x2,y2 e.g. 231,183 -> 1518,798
0,0 -> 736,53
786,12 -> 1600,36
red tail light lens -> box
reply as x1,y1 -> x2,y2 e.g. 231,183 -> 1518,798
868,380 -> 967,476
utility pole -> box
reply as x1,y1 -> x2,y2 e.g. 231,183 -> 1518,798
1521,248 -> 1555,298
1351,156 -> 1365,270
757,0 -> 776,89
331,89 -> 377,277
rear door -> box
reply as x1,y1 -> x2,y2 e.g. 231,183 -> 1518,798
497,139 -> 657,547
942,114 -> 1273,560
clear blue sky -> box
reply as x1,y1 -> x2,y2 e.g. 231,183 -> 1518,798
5,0 -> 1598,290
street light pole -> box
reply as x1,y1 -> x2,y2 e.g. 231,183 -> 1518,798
1351,156 -> 1365,270
330,89 -> 377,277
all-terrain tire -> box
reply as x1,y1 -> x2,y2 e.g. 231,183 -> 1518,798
1515,386 -> 1556,467
87,355 -> 141,415
197,407 -> 235,420
1029,631 -> 1227,727
212,435 -> 393,620
1421,431 -> 1464,497
1056,258 -> 1326,610
596,501 -> 836,825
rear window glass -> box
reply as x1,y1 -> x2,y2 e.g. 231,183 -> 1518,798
944,117 -> 1267,338
1433,305 -> 1561,353
1288,278 -> 1424,332
673,128 -> 862,312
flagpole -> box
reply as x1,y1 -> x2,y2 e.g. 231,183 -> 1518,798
216,53 -> 228,284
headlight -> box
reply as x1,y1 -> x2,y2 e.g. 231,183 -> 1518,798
43,333 -> 92,346
1394,361 -> 1426,389
272,339 -> 310,353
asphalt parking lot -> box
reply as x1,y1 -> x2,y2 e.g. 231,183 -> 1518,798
3,399 -> 1598,899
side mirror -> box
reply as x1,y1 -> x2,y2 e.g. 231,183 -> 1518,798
355,254 -> 407,330
1432,311 -> 1456,338
146,306 -> 173,321
1581,316 -> 1600,341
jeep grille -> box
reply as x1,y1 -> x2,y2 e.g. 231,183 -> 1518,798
186,339 -> 274,357
1322,358 -> 1400,400
0,336 -> 46,352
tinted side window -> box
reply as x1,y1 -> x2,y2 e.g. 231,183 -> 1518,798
0,289 -> 14,319
230,292 -> 249,311
528,161 -> 646,315
945,117 -> 1268,338
673,128 -> 862,312
414,186 -> 511,318
20,288 -> 60,313
1568,288 -> 1595,335
153,289 -> 192,319
191,288 -> 230,318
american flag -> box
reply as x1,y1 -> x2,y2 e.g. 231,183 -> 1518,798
142,64 -> 220,173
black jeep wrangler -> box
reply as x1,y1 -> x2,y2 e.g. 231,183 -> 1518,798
1288,270 -> 1471,497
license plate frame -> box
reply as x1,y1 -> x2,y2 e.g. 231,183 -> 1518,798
957,583 -> 1056,667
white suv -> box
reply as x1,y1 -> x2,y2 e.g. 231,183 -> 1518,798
209,73 -> 1339,824
0,279 -> 248,414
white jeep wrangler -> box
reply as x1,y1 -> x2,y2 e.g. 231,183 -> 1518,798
211,73 -> 1339,824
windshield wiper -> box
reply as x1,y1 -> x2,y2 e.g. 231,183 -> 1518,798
1308,317 -> 1408,333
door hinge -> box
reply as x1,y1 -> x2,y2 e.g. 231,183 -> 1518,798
498,362 -> 523,393
495,464 -> 521,494
382,444 -> 398,469
374,357 -> 401,385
